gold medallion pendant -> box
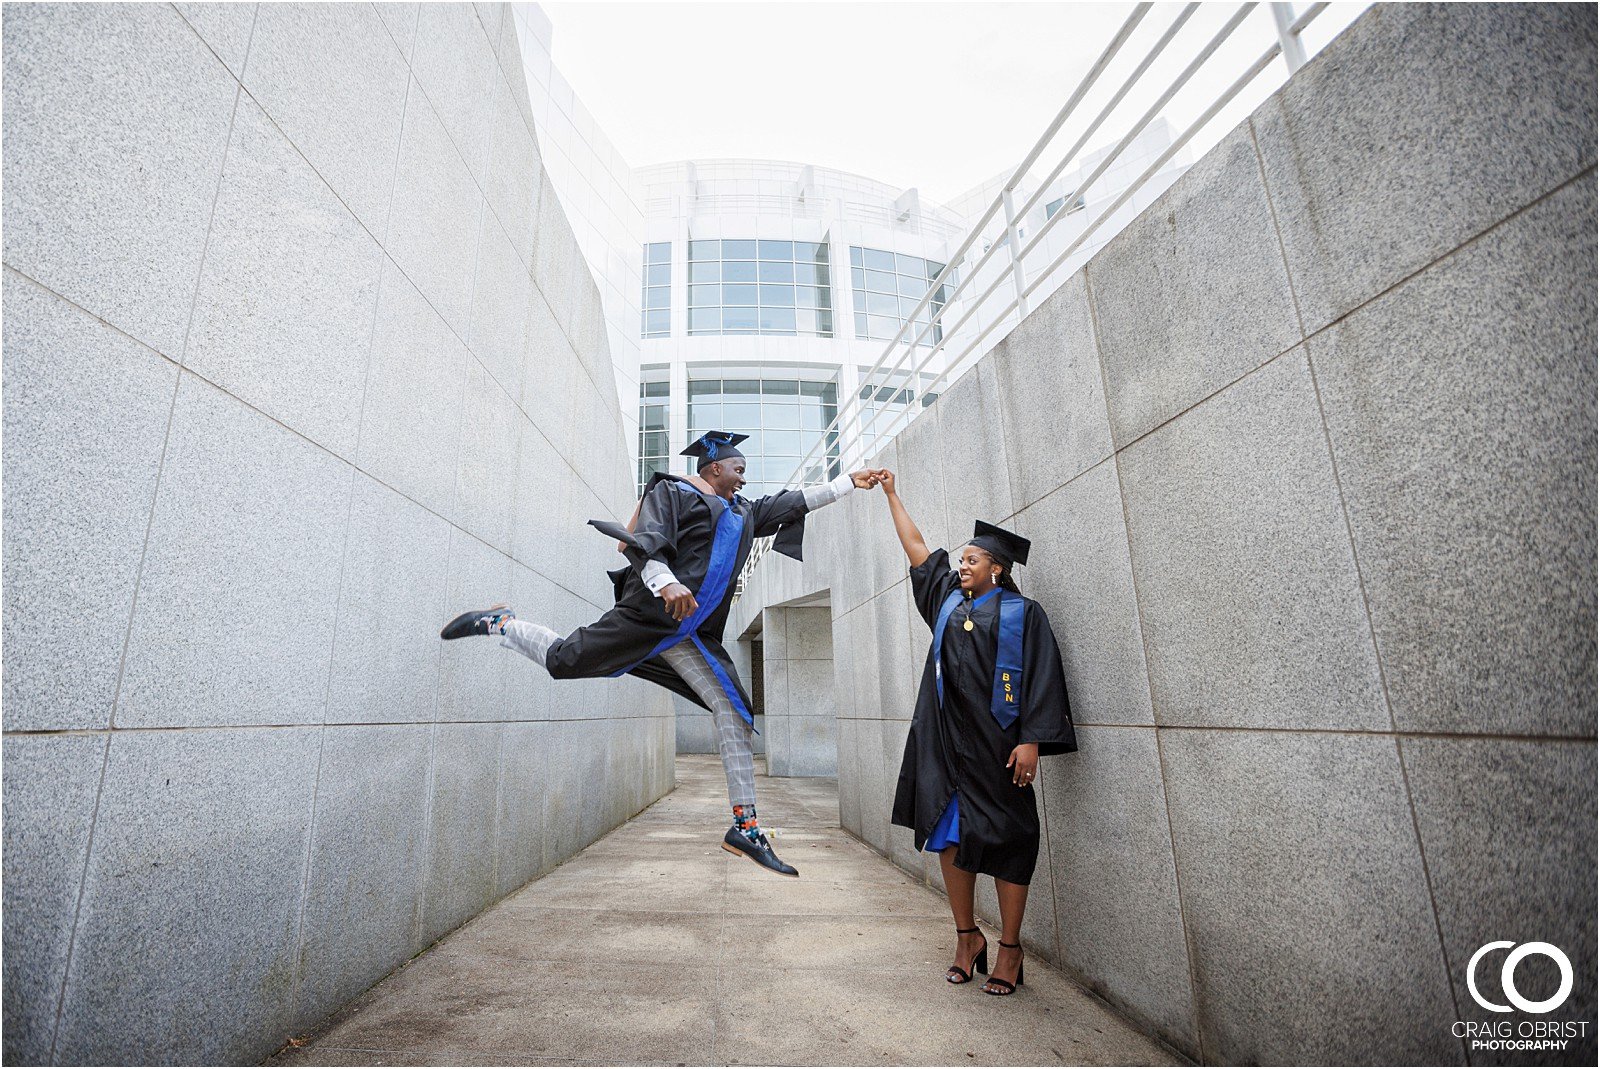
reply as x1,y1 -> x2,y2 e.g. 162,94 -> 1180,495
963,619 -> 974,631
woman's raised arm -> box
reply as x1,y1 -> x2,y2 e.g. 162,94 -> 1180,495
879,471 -> 931,568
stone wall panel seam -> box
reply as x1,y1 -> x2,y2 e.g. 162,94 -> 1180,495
394,36 -> 552,289
316,235 -> 395,722
1148,717 -> 1205,1058
175,81 -> 244,366
491,22 -> 540,150
171,2 -> 262,86
114,68 -> 242,718
376,61 -> 416,275
1102,336 -> 1310,463
220,84 -> 409,333
412,722 -> 439,947
1083,267 -> 1205,1056
1391,737 -> 1471,1062
55,345 -> 473,576
371,2 -> 419,64
1035,766 -> 1063,967
490,721 -> 508,899
285,725 -> 330,1033
39,735 -> 112,1064
1244,117 -> 1312,343
1247,115 -> 1400,736
1296,163 -> 1600,354
1009,449 -> 1122,533
102,363 -> 185,732
398,35 -> 495,226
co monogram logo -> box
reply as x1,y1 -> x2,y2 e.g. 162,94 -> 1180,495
1467,942 -> 1574,1014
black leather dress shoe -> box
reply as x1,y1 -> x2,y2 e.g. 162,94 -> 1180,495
440,604 -> 511,640
721,826 -> 799,877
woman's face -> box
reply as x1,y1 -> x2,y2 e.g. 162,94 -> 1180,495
955,546 -> 998,593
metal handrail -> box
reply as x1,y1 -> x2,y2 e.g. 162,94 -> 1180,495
736,1 -> 1333,595
846,2 -> 1258,429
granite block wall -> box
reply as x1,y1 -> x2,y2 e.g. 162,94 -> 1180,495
760,605 -> 837,777
1,4 -> 673,1064
741,5 -> 1597,1064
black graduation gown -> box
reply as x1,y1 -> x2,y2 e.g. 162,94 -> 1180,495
543,472 -> 813,722
891,548 -> 1077,884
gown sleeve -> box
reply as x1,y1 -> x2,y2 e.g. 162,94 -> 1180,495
909,548 -> 961,630
588,473 -> 682,578
1019,600 -> 1078,755
743,488 -> 812,562
745,488 -> 810,537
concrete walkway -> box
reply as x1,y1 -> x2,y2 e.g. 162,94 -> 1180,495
270,756 -> 1185,1066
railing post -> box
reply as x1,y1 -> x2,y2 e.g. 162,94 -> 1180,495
1271,2 -> 1308,73
737,0 -> 1336,600
1002,186 -> 1030,319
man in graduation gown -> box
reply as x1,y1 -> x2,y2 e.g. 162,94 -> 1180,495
441,431 -> 880,876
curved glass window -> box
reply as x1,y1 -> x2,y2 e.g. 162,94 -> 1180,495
641,243 -> 671,338
849,246 -> 955,345
723,307 -> 759,331
686,373 -> 840,496
638,377 -> 671,489
687,239 -> 832,337
856,371 -> 940,458
1045,194 -> 1085,219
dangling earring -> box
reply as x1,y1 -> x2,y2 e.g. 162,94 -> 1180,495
991,571 -> 1000,585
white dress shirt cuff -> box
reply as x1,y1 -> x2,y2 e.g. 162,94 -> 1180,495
802,471 -> 856,510
641,559 -> 680,597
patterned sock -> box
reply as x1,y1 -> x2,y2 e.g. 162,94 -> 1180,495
732,804 -> 762,843
487,609 -> 515,636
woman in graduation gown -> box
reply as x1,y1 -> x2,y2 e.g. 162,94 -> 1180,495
878,471 -> 1076,996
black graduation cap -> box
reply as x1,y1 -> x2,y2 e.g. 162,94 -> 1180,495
681,430 -> 749,471
968,520 -> 1031,568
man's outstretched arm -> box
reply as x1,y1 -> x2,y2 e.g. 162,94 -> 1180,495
750,468 -> 881,533
799,468 -> 879,510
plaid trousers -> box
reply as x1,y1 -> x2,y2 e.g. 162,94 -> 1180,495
502,620 -> 757,807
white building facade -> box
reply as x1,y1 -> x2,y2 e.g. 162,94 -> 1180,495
511,4 -> 1188,495
635,159 -> 978,497
510,3 -> 647,451
631,125 -> 1188,496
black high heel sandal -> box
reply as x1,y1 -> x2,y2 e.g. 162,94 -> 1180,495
946,926 -> 988,984
983,941 -> 1025,995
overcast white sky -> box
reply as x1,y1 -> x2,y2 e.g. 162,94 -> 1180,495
541,2 -> 1368,203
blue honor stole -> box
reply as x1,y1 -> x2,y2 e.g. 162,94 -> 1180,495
932,587 -> 1026,729
616,500 -> 756,727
